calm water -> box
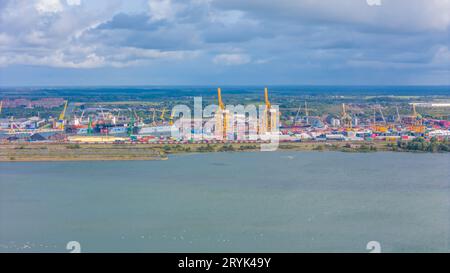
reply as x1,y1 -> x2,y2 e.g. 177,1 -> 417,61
0,152 -> 449,252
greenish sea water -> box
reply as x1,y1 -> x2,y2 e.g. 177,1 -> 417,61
0,151 -> 449,252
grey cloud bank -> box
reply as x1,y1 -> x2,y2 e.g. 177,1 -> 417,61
0,0 -> 449,85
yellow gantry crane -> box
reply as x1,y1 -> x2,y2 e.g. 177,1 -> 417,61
412,104 -> 423,125
261,87 -> 280,133
341,103 -> 352,129
410,103 -> 425,133
169,111 -> 175,126
216,87 -> 228,139
264,87 -> 272,132
218,87 -> 225,110
372,105 -> 388,133
151,107 -> 168,125
264,87 -> 271,110
262,87 -> 279,133
159,108 -> 167,121
56,100 -> 68,130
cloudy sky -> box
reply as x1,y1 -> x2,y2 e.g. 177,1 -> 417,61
0,0 -> 449,86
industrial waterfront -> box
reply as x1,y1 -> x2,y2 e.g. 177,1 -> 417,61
0,151 -> 448,252
1,86 -> 449,159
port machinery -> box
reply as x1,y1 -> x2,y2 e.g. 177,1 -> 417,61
212,87 -> 279,140
341,103 -> 353,130
215,87 -> 229,140
261,87 -> 279,134
52,100 -> 68,130
408,103 -> 426,134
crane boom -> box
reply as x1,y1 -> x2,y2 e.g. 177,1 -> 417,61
217,88 -> 225,110
152,109 -> 156,125
59,100 -> 68,121
169,111 -> 174,126
160,108 -> 166,120
216,87 -> 228,139
264,87 -> 271,109
379,107 -> 386,124
341,103 -> 352,128
294,106 -> 301,125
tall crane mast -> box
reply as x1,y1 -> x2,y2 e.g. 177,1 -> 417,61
151,108 -> 156,125
216,87 -> 228,139
87,117 -> 93,135
304,101 -> 310,125
264,87 -> 276,132
169,111 -> 175,126
396,106 -> 401,123
341,103 -> 352,128
264,87 -> 271,109
159,108 -> 167,121
263,87 -> 277,132
378,106 -> 386,124
411,103 -> 423,126
57,100 -> 68,130
59,100 -> 68,121
294,106 -> 301,125
218,87 -> 225,111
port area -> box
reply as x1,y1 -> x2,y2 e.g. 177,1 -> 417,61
1,87 -> 449,159
0,140 -> 416,162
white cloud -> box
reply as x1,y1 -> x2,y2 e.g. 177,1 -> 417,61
213,53 -> 251,65
214,0 -> 450,32
66,0 -> 81,6
0,0 -> 448,86
148,0 -> 176,21
0,43 -> 197,68
366,0 -> 382,7
35,0 -> 63,14
0,33 -> 14,45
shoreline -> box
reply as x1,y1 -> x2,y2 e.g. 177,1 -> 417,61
1,141 -> 447,162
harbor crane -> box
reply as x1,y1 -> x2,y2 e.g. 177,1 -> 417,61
0,100 -> 3,115
150,107 -> 168,125
151,108 -> 157,125
304,101 -> 311,125
294,106 -> 301,125
341,103 -> 352,129
262,87 -> 278,133
292,101 -> 315,126
396,106 -> 401,123
159,108 -> 167,121
378,106 -> 386,124
215,87 -> 229,139
409,103 -> 425,133
412,104 -> 423,125
169,111 -> 175,126
87,117 -> 93,135
55,100 -> 68,130
373,105 -> 388,133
